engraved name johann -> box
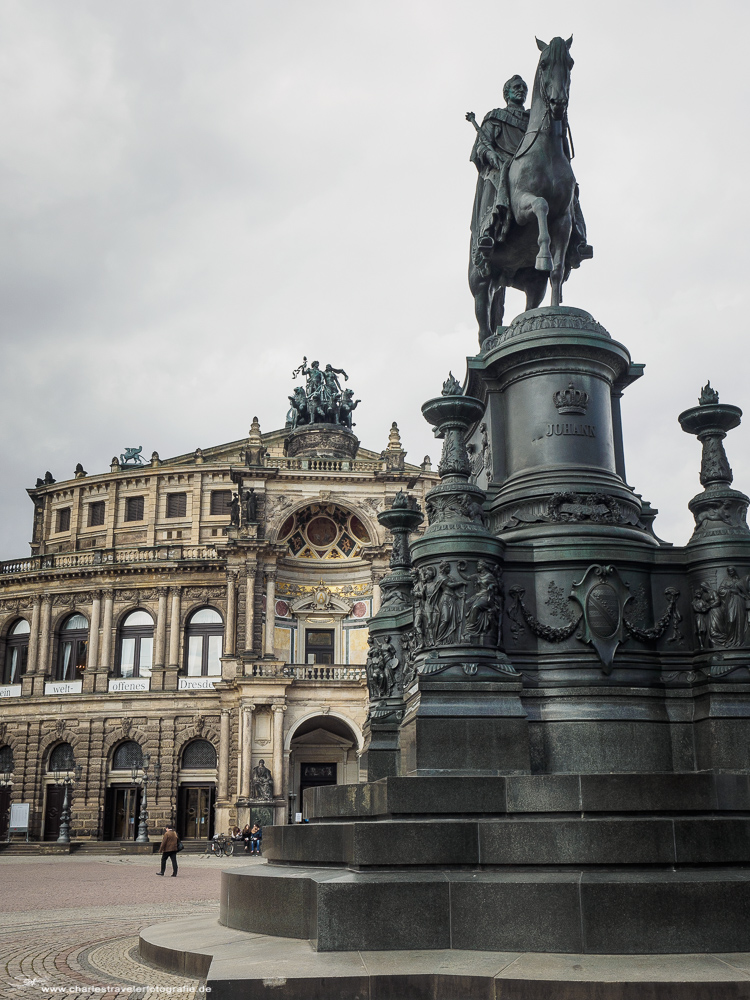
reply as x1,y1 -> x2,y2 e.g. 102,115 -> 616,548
545,421 -> 596,438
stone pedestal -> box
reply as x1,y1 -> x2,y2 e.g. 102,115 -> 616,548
472,306 -> 651,543
362,497 -> 423,780
398,376 -> 530,774
284,424 -> 359,460
400,675 -> 530,775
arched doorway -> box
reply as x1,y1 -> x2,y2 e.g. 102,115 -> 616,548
43,743 -> 76,841
103,741 -> 143,841
287,715 -> 360,823
176,739 -> 217,840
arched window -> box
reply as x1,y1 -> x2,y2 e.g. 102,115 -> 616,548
0,745 -> 14,774
184,608 -> 223,677
112,741 -> 143,771
116,610 -> 154,678
49,743 -> 75,773
4,618 -> 30,685
57,614 -> 88,681
181,739 -> 217,769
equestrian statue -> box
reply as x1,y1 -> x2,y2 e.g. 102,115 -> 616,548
467,36 -> 593,345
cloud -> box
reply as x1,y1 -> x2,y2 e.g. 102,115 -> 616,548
0,0 -> 749,555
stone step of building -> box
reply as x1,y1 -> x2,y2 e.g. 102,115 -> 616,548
0,840 -> 215,855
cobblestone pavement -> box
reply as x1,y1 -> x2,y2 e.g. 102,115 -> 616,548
0,854 -> 262,1000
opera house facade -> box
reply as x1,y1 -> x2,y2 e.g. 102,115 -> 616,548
0,375 -> 436,843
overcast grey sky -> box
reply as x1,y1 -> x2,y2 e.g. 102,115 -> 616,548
0,0 -> 748,557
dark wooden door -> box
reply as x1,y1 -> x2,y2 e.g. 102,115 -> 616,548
0,787 -> 10,839
43,785 -> 65,841
178,784 -> 215,839
104,786 -> 141,840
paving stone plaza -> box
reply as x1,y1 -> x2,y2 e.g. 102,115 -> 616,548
0,854 -> 257,999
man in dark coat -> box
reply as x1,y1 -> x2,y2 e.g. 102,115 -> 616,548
157,824 -> 179,877
468,75 -> 592,275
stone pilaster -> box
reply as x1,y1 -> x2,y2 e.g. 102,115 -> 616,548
165,586 -> 181,691
272,704 -> 286,801
22,595 -> 41,696
244,561 -> 256,655
83,591 -> 101,693
226,572 -> 238,656
150,587 -> 169,691
264,569 -> 277,658
239,704 -> 255,801
94,589 -> 114,693
218,709 -> 231,801
33,595 -> 53,694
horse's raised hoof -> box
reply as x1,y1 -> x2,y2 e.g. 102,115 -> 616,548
535,255 -> 553,272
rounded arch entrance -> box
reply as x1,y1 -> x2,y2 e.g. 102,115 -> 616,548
286,713 -> 361,823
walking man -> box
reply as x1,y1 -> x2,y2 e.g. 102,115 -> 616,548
157,824 -> 179,877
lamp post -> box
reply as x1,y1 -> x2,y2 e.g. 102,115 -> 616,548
55,763 -> 83,845
132,753 -> 161,845
1,762 -> 12,842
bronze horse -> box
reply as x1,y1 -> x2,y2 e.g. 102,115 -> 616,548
469,37 -> 583,343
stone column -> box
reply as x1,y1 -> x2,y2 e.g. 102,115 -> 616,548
226,573 -> 237,656
22,596 -> 42,696
218,708 -> 231,800
89,591 -> 102,668
150,587 -> 168,691
96,589 -> 114,693
99,590 -> 114,668
272,704 -> 286,800
245,562 -> 256,654
168,586 -> 181,666
240,704 -> 254,800
372,573 -> 383,615
83,591 -> 102,693
155,588 -> 168,666
38,594 -> 53,675
264,570 -> 277,658
27,595 -> 41,672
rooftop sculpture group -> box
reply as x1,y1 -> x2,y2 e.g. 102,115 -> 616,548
286,358 -> 360,430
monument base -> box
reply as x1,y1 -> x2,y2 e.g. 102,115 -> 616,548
140,913 -> 750,1000
206,772 -> 750,959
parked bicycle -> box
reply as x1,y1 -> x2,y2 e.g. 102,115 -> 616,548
207,832 -> 234,858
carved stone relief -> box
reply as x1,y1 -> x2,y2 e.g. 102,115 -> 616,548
496,492 -> 644,532
692,568 -> 750,649
365,634 -> 400,701
412,559 -> 503,651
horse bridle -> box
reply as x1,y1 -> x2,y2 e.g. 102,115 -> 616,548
512,67 -> 574,162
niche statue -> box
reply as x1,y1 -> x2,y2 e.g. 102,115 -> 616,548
251,759 -> 274,800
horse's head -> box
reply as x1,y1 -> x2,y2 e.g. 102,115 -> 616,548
535,36 -> 574,121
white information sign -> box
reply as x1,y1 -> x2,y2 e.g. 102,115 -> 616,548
9,803 -> 30,838
44,680 -> 83,696
178,676 -> 216,690
0,684 -> 21,698
108,677 -> 150,693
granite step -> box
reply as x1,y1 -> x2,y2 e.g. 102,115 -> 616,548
219,864 -> 750,954
139,912 -> 750,999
